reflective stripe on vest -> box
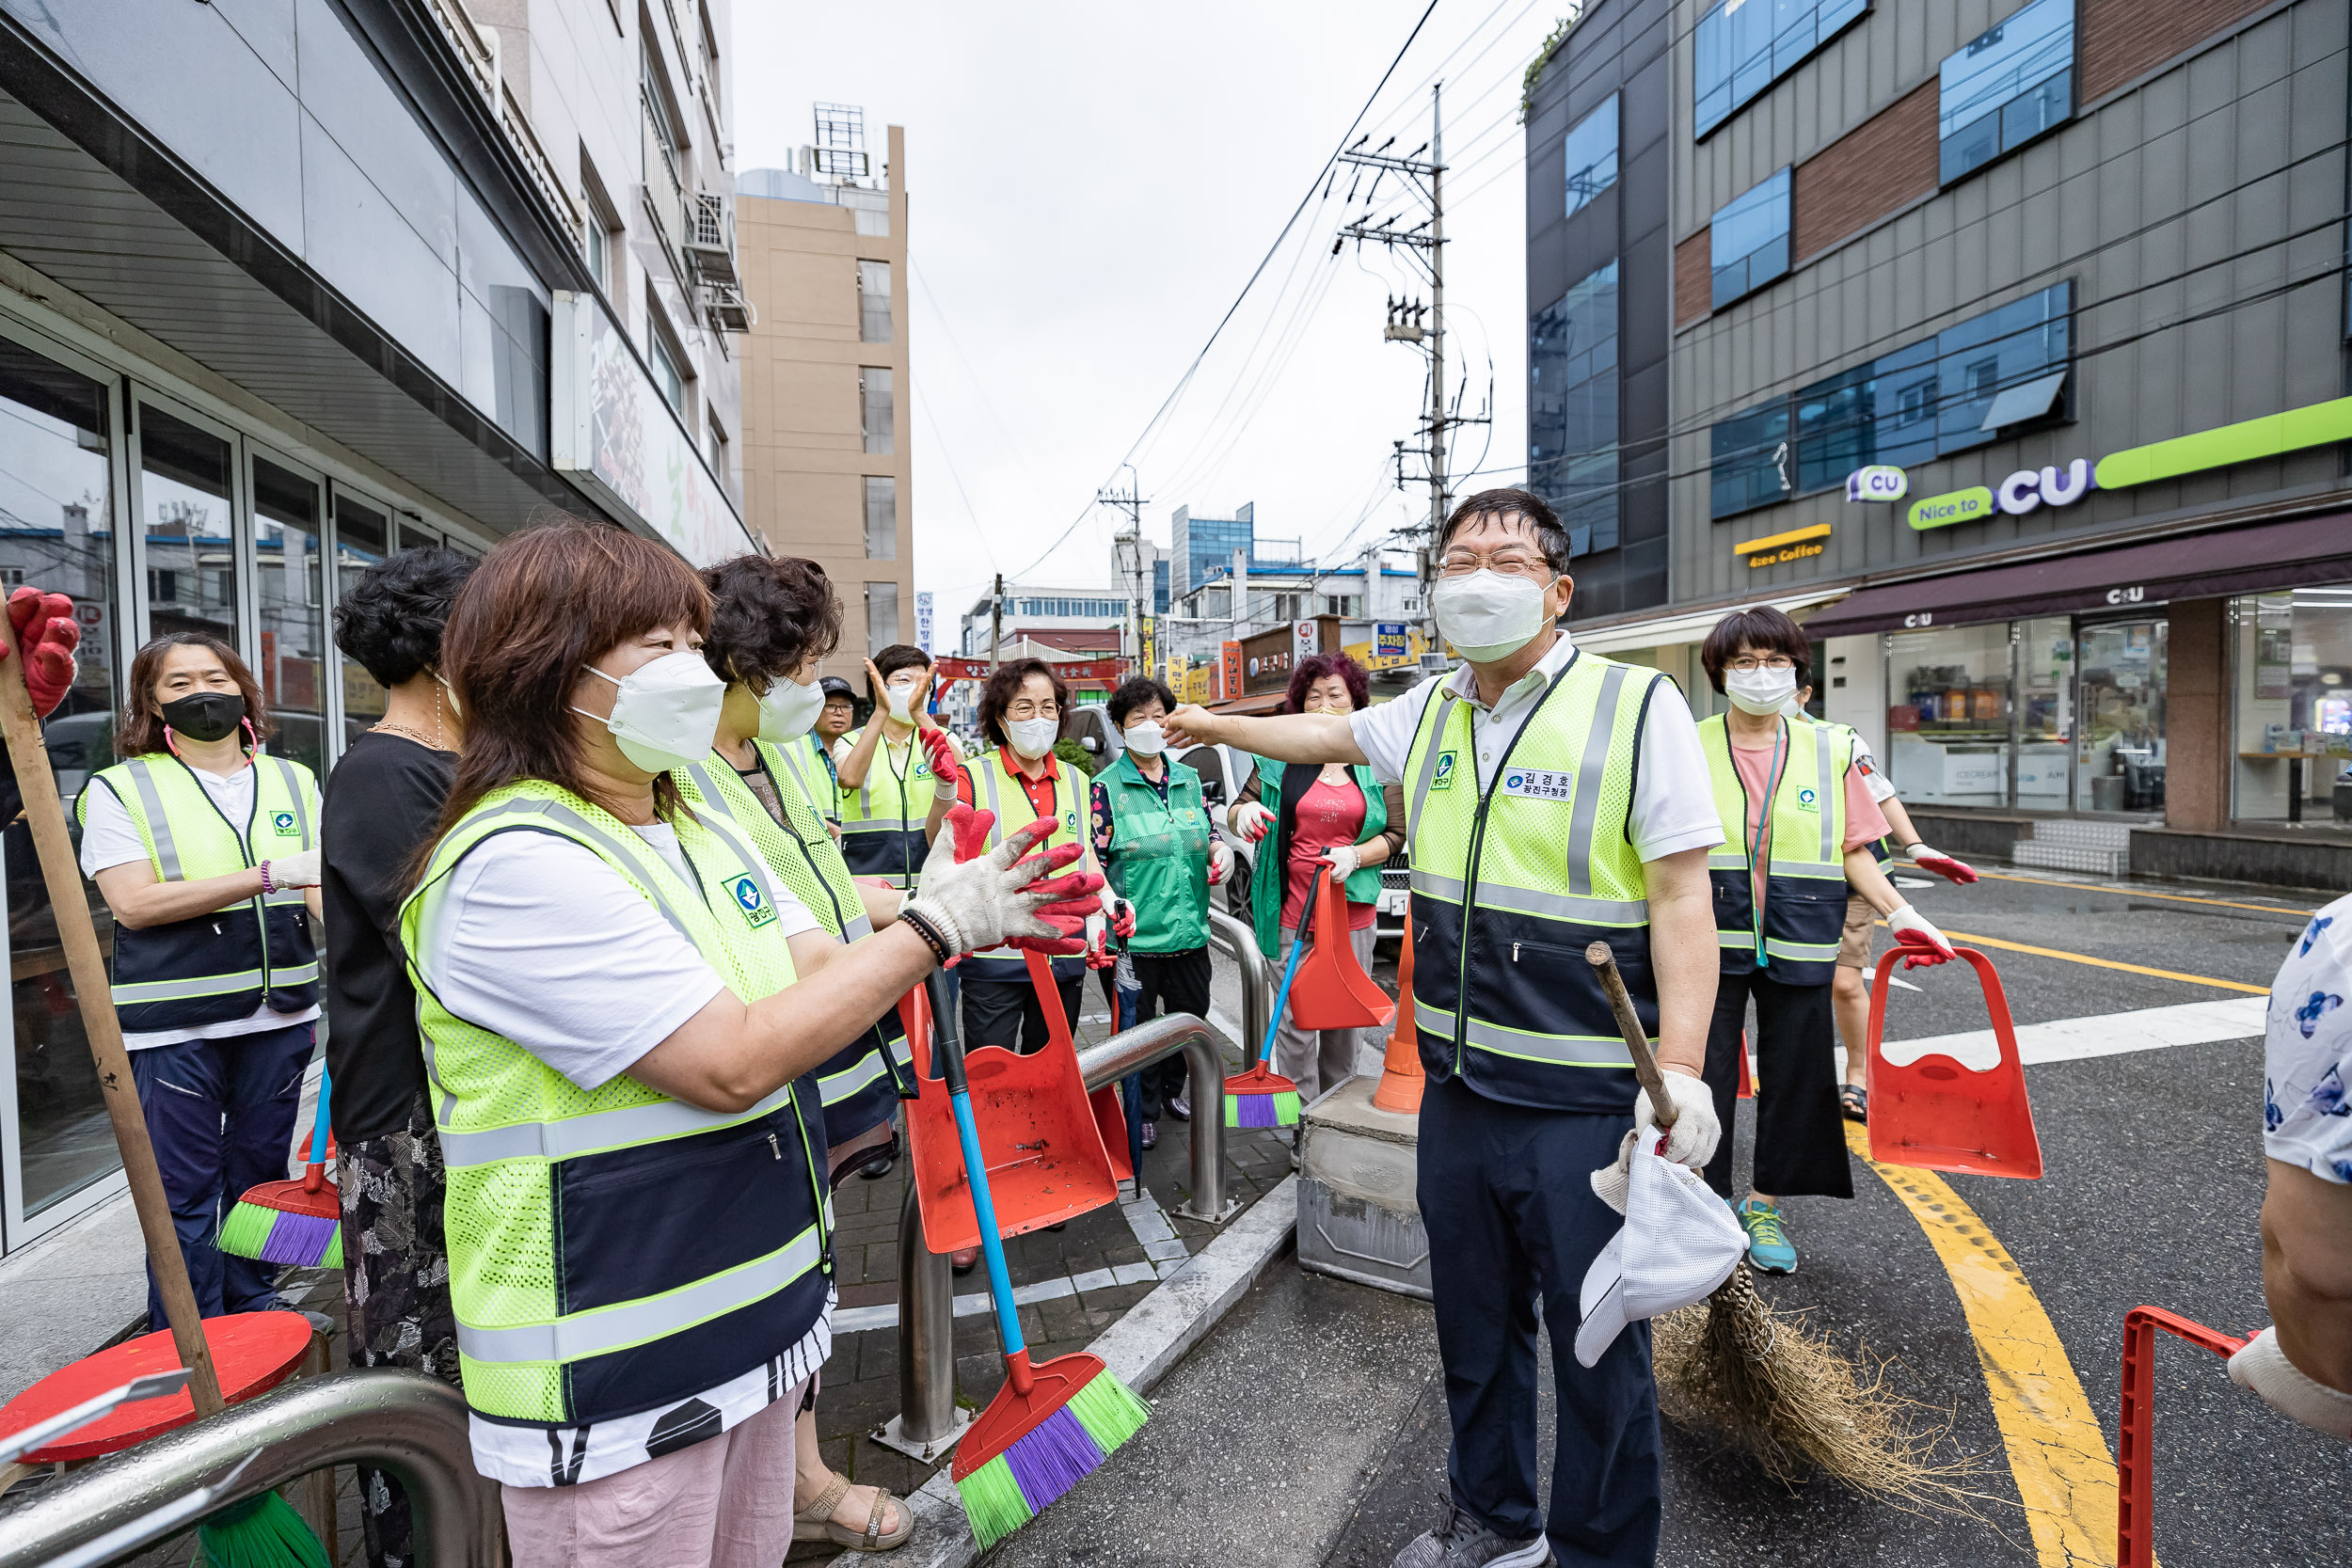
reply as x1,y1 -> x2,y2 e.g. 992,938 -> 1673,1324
1698,714 -> 1851,984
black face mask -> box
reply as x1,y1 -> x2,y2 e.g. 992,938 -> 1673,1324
159,691 -> 246,744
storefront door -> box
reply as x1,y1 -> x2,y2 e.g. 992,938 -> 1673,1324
2074,617 -> 2168,815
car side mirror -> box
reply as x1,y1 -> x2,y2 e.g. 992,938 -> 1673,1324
1082,736 -> 1100,752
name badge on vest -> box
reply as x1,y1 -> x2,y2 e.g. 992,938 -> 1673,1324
1499,768 -> 1574,802
730,874 -> 778,928
270,810 -> 300,837
914,759 -> 932,780
1431,752 -> 1458,791
1795,787 -> 1820,813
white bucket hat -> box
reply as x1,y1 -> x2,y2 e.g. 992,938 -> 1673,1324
1575,1135 -> 1748,1368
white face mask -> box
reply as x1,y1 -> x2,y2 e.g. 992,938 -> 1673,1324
1724,667 -> 1799,717
1122,721 -> 1166,757
756,673 -> 825,742
1431,569 -> 1556,663
885,678 -> 919,722
573,650 -> 726,774
1007,716 -> 1059,759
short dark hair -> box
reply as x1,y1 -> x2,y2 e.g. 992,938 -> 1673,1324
1107,676 -> 1176,726
1438,486 -> 1573,576
331,546 -> 476,689
1286,652 -> 1371,715
868,642 -> 932,701
1699,606 -> 1812,693
699,555 -> 843,687
118,634 -> 270,757
977,659 -> 1068,749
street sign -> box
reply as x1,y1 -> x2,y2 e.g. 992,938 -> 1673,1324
1293,620 -> 1319,661
914,591 -> 933,652
1376,623 -> 1406,658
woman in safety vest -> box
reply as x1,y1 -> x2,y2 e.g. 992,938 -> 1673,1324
1227,653 -> 1404,1127
402,521 -> 1096,1566
835,644 -> 949,889
1089,676 -> 1234,1147
1692,606 -> 1957,1275
949,658 -> 1127,1052
80,632 -> 325,1330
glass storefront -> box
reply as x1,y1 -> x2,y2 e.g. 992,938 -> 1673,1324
252,456 -> 326,776
1884,622 -> 2012,806
2231,588 -> 2352,824
2075,618 -> 2167,814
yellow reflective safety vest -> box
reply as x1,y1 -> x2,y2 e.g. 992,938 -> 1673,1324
402,782 -> 831,1428
964,747 -> 1085,982
78,753 -> 319,1033
1402,653 -> 1664,1112
675,742 -> 916,1143
1698,712 -> 1853,985
836,727 -> 931,890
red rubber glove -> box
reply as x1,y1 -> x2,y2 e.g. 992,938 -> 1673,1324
1902,843 -> 1979,885
8,588 -> 79,719
921,725 -> 964,805
948,801 -> 995,863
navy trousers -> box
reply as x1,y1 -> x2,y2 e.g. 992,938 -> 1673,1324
1418,1074 -> 1661,1566
129,1022 -> 316,1329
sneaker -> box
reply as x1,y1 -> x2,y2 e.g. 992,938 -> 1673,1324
1168,1094 -> 1191,1122
1140,1119 -> 1158,1151
1391,1500 -> 1551,1568
1737,1199 -> 1797,1274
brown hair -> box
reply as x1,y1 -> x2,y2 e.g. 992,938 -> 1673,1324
700,555 -> 843,686
423,520 -> 711,867
976,659 -> 1067,750
1699,605 -> 1812,693
116,633 -> 271,757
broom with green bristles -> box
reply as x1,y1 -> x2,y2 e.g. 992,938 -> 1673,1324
926,971 -> 1150,1547
1224,866 -> 1321,1130
219,1064 -> 342,1270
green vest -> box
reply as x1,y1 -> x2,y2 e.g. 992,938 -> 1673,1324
837,728 -> 931,889
675,741 -> 915,1133
1402,654 -> 1661,1112
1099,752 -> 1210,955
79,753 -> 319,1032
966,748 -> 1086,978
402,781 -> 831,1428
1244,756 -> 1386,959
1699,713 -> 1853,986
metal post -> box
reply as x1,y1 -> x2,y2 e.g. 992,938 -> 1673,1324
0,1371 -> 498,1568
871,1179 -> 972,1463
1074,1014 -> 1234,1224
1208,906 -> 1272,1069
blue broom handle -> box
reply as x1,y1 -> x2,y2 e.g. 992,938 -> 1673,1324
925,973 -> 1025,1358
307,1063 -> 332,1166
1255,864 -> 1325,1069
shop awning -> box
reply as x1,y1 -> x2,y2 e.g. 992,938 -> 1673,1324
1209,691 -> 1291,716
1570,585 -> 1852,655
1801,510 -> 2352,639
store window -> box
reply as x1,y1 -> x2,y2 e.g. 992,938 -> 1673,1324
2075,617 -> 2165,813
1693,0 -> 1868,137
0,336 -> 122,1228
2231,589 -> 2352,824
1710,167 -> 1790,309
2014,616 -> 2074,806
332,490 -> 390,748
251,456 -> 326,777
1940,0 -> 2074,184
1562,96 -> 1618,217
136,404 -> 240,648
1884,623 -> 2012,807
1527,261 -> 1618,555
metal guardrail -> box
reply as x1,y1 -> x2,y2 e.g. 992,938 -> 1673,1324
0,1370 -> 499,1568
1208,907 -> 1272,1063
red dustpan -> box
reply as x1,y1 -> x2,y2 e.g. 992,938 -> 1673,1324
1022,949 -> 1134,1186
1866,942 -> 2043,1179
1288,867 -> 1396,1031
897,963 -> 1123,1256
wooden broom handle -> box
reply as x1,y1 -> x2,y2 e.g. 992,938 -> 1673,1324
0,613 -> 225,1416
1584,942 -> 1677,1131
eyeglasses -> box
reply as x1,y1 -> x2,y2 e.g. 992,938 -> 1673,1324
1004,699 -> 1061,720
1438,549 -> 1552,581
1724,654 -> 1797,673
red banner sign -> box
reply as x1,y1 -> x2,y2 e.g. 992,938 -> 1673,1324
934,656 -> 1124,685
1219,641 -> 1244,700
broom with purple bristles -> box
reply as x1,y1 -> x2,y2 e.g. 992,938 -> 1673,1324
1224,867 -> 1322,1130
218,1064 -> 342,1270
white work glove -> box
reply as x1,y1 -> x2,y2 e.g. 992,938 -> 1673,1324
2228,1327 -> 2352,1440
1208,840 -> 1234,885
1887,903 -> 1958,967
1590,1068 -> 1720,1213
265,847 -> 322,889
1901,842 -> 1979,885
1230,801 -> 1275,843
1320,843 -> 1360,881
902,817 -> 1097,958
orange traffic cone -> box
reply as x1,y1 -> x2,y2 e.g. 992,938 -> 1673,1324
1371,897 -> 1424,1115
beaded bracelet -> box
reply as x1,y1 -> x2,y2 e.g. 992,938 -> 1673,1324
259,861 -> 277,895
898,906 -> 952,967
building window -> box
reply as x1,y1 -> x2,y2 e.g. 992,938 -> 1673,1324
1710,167 -> 1790,309
865,476 -> 897,559
1563,96 -> 1618,218
861,366 -> 894,454
866,581 -> 899,655
650,326 -> 687,417
1528,261 -> 1619,556
580,150 -> 622,294
859,260 -> 892,343
1709,399 -> 1791,519
1940,0 -> 2074,185
2233,589 -> 2352,823
706,408 -> 727,478
1694,0 -> 1868,138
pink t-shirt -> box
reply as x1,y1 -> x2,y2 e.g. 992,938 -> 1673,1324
1729,734 -> 1891,911
1283,774 -> 1378,933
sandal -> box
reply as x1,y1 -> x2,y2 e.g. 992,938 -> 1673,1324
1838,1083 -> 1867,1123
793,1473 -> 914,1551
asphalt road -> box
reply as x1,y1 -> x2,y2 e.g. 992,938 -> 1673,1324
1103,865 -> 2340,1568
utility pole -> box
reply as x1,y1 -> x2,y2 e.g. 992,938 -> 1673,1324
989,571 -> 1003,667
1339,81 -> 1487,654
1099,467 -> 1151,677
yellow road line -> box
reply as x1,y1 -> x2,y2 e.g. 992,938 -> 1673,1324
1931,928 -> 2270,994
1845,1124 -> 2121,1566
1972,869 -> 2314,919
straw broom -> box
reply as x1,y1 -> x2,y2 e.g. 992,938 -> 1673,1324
1584,942 -> 1981,1510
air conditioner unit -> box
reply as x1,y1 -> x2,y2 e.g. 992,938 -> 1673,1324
686,191 -> 738,288
700,279 -> 755,334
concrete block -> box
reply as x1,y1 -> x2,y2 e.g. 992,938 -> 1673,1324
1295,1076 -> 1432,1301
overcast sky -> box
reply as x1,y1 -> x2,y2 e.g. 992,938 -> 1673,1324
732,0 -> 1564,632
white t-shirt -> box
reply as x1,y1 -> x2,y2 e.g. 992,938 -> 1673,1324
1348,634 -> 1725,863
2265,895 -> 2352,1184
79,762 -> 324,1051
1849,733 -> 1900,804
409,819 -> 829,1487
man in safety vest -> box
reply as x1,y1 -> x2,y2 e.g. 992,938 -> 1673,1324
1167,488 -> 1725,1568
834,644 -> 951,889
